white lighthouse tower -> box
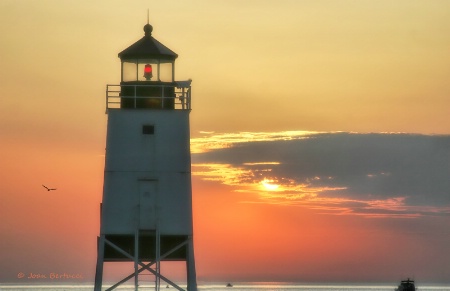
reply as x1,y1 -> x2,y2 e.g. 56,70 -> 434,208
94,22 -> 196,291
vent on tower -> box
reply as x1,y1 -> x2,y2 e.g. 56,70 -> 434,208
142,125 -> 155,135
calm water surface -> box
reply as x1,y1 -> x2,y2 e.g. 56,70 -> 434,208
1,284 -> 450,291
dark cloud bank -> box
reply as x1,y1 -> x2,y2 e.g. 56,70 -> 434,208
193,133 -> 450,212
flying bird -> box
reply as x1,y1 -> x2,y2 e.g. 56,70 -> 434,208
42,185 -> 57,191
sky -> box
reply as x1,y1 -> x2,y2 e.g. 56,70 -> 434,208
1,0 -> 450,286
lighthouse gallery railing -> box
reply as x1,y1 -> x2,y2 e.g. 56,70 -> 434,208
106,82 -> 192,111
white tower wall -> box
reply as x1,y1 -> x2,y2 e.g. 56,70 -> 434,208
101,109 -> 192,235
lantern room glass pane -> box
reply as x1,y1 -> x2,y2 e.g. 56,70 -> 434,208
159,63 -> 173,82
122,62 -> 137,82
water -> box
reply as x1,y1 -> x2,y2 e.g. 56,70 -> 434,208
1,284 -> 450,291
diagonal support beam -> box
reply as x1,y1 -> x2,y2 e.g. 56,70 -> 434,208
104,238 -> 190,291
104,238 -> 136,261
106,261 -> 155,291
146,265 -> 183,291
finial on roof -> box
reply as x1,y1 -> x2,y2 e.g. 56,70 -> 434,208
144,23 -> 153,36
144,9 -> 152,36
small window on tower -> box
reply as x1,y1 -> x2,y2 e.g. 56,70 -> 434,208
142,125 -> 155,135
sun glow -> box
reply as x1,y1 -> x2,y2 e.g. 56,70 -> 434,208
261,179 -> 280,191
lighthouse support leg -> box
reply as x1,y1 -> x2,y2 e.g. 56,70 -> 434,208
94,235 -> 105,291
134,231 -> 139,291
187,236 -> 197,291
156,230 -> 161,291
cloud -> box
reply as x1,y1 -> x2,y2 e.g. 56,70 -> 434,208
192,132 -> 450,218
190,130 -> 324,153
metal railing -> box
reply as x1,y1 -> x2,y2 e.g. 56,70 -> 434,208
106,81 -> 192,112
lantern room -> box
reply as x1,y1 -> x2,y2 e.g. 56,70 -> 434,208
119,23 -> 177,83
107,22 -> 191,110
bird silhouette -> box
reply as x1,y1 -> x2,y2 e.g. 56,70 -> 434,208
42,185 -> 57,191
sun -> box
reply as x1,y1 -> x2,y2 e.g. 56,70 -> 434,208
261,179 -> 280,191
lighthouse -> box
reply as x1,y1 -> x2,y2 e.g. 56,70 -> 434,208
94,22 -> 196,291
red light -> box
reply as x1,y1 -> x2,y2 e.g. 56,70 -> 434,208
144,64 -> 153,80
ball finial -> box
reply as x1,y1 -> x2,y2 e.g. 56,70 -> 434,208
144,23 -> 153,36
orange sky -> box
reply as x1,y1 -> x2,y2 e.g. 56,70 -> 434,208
189,132 -> 450,282
1,0 -> 450,286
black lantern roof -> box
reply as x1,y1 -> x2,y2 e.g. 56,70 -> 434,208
118,24 -> 178,61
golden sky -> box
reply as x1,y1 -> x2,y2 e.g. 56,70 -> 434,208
1,0 -> 450,285
2,0 -> 450,143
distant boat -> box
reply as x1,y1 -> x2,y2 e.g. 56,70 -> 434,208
226,283 -> 233,287
396,278 -> 416,291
